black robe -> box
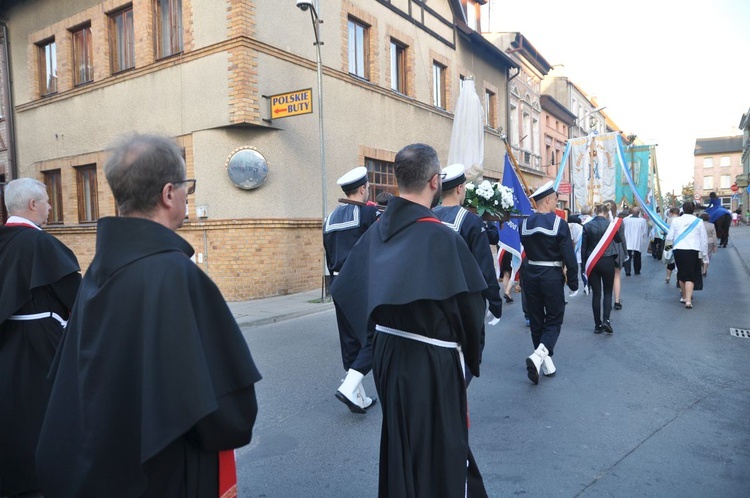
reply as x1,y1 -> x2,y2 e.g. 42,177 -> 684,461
36,217 -> 261,498
0,225 -> 81,496
331,197 -> 488,498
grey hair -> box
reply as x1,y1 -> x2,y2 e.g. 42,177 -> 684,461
580,205 -> 592,215
104,133 -> 185,216
4,178 -> 47,215
394,143 -> 440,193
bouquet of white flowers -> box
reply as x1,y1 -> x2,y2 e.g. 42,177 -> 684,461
463,180 -> 517,220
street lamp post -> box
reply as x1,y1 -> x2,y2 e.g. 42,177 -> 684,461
297,1 -> 328,301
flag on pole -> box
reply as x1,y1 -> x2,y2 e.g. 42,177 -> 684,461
498,155 -> 533,282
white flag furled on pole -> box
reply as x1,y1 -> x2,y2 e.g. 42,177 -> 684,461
448,78 -> 484,182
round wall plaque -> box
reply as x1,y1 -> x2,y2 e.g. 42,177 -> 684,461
226,146 -> 269,190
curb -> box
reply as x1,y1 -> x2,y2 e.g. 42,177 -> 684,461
235,302 -> 335,328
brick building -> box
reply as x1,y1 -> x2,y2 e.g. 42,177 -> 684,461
0,0 -> 520,300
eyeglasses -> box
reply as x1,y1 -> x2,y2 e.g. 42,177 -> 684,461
172,179 -> 196,195
432,172 -> 447,182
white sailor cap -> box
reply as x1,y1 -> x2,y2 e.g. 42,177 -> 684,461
337,166 -> 368,192
441,163 -> 466,191
530,180 -> 556,201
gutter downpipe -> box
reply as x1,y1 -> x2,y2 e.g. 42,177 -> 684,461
1,21 -> 18,180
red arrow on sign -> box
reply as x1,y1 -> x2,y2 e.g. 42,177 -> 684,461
274,108 -> 284,115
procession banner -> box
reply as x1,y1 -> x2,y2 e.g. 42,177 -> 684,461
498,155 -> 533,282
616,145 -> 651,205
568,137 -> 590,210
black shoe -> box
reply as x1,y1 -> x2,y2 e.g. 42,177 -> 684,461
614,302 -> 622,310
594,325 -> 603,334
601,321 -> 613,334
635,272 -> 641,275
504,293 -> 514,303
625,273 -> 631,276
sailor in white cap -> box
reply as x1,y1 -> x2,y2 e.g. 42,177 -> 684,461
519,181 -> 578,384
433,164 -> 502,386
323,166 -> 380,413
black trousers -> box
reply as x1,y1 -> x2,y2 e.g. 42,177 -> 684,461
624,250 -> 642,274
589,255 -> 615,326
522,270 -> 566,356
714,213 -> 732,246
332,275 -> 373,374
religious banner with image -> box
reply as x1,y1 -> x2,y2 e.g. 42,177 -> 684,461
615,144 -> 651,205
569,137 -> 590,210
593,133 -> 618,205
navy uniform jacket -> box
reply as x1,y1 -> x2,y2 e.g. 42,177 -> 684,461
520,212 -> 578,290
433,205 -> 502,318
323,203 -> 379,274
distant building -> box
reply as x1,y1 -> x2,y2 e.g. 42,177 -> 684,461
738,110 -> 750,211
693,136 -> 743,210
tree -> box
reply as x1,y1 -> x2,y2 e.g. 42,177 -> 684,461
680,182 -> 694,205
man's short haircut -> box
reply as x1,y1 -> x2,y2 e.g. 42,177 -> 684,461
580,205 -> 592,215
631,206 -> 640,216
669,207 -> 680,215
104,134 -> 185,216
394,143 -> 440,193
4,178 -> 47,215
699,212 -> 709,221
682,201 -> 695,214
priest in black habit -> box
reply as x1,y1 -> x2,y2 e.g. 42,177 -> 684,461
36,134 -> 261,498
331,143 -> 489,498
0,178 -> 81,498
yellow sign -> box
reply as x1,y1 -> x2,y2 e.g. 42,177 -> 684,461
269,88 -> 313,119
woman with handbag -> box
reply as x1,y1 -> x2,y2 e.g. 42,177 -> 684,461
665,202 -> 708,309
663,207 -> 680,283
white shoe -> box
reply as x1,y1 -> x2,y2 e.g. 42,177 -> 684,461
357,383 -> 377,410
526,344 -> 549,385
569,290 -> 579,298
583,286 -> 590,295
336,369 -> 366,414
541,356 -> 556,376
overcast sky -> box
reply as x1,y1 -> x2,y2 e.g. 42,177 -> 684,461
484,0 -> 750,194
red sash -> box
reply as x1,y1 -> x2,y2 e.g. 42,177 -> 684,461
219,451 -> 237,498
584,218 -> 622,277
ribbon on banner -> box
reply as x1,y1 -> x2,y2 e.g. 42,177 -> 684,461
614,135 -> 669,234
616,145 -> 650,205
585,218 -> 622,277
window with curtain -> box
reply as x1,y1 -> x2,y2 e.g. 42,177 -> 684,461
38,38 -> 57,95
720,156 -> 730,167
154,0 -> 183,59
703,176 -> 713,190
110,6 -> 135,72
485,90 -> 496,128
76,165 -> 99,223
390,40 -> 406,93
703,157 -> 713,168
720,175 -> 731,188
72,25 -> 93,85
348,18 -> 368,79
432,61 -> 445,109
43,170 -> 64,224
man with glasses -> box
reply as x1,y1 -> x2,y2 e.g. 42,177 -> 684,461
331,144 -> 489,497
520,181 -> 578,385
37,134 -> 261,498
0,178 -> 81,498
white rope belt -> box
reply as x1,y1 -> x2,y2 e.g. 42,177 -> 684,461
7,312 -> 67,328
376,324 -> 465,381
528,260 -> 563,267
332,271 -> 339,276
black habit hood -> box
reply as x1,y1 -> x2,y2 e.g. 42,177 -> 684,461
36,217 -> 261,497
330,197 -> 487,366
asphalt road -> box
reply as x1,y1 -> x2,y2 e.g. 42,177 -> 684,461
236,244 -> 750,497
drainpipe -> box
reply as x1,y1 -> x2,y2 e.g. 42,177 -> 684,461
1,21 -> 18,180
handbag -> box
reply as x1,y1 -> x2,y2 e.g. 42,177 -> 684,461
662,218 -> 701,264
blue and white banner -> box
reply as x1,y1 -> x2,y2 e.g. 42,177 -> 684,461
498,155 -> 533,281
616,145 -> 651,205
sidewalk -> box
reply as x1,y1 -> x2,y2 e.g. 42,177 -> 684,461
228,224 -> 750,328
227,288 -> 333,328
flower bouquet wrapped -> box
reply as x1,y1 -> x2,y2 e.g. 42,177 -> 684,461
463,180 -> 518,221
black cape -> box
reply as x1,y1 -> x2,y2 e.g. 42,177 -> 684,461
330,197 -> 488,497
0,226 -> 81,496
36,217 -> 261,498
